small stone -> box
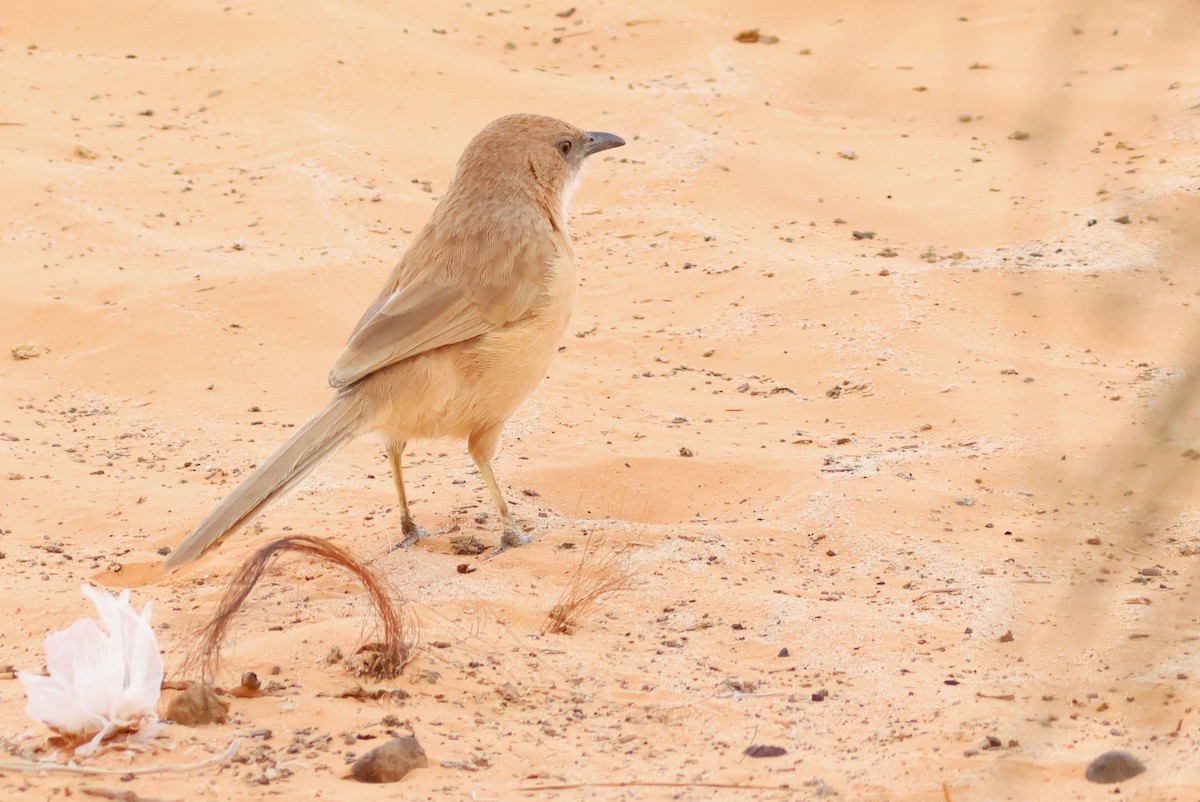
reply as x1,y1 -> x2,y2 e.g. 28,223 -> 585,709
230,671 -> 262,697
1138,566 -> 1162,577
803,778 -> 838,797
777,647 -> 790,657
496,682 -> 522,703
838,147 -> 857,160
744,744 -> 787,758
439,751 -> 490,771
165,684 -> 228,725
1085,750 -> 1145,783
351,735 -> 428,783
11,344 -> 47,360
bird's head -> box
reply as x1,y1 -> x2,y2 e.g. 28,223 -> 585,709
444,114 -> 625,232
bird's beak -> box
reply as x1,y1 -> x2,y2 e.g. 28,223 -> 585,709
583,131 -> 625,157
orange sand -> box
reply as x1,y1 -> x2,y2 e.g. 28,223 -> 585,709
1,2 -> 1198,799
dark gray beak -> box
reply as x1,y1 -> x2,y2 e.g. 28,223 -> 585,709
583,131 -> 625,157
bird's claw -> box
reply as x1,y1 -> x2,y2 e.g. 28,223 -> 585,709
392,518 -> 432,550
486,525 -> 531,559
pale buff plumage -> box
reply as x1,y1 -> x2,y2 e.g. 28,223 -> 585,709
165,114 -> 624,571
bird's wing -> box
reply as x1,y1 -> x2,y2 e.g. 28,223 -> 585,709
328,235 -> 556,388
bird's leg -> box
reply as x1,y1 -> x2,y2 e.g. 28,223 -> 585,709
468,427 -> 529,554
387,441 -> 429,548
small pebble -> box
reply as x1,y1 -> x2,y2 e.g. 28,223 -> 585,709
11,344 -> 48,360
744,744 -> 787,758
1085,750 -> 1145,783
165,684 -> 228,725
352,735 -> 428,783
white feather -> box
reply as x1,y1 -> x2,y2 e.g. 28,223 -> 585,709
19,584 -> 163,754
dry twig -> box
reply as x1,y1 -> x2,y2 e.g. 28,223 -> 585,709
517,780 -> 794,792
0,739 -> 240,775
82,788 -> 176,802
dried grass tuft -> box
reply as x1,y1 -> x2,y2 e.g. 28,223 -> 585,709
542,535 -> 635,634
182,535 -> 414,682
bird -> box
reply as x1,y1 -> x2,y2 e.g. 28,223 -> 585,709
164,113 -> 625,571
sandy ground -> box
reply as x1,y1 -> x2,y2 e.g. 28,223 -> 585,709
2,1 -> 1199,799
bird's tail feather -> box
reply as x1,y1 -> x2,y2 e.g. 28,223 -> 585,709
164,394 -> 365,571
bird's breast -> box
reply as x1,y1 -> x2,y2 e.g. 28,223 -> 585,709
437,249 -> 577,433
360,248 -> 578,441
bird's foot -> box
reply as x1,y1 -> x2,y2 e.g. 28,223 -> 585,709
487,523 -> 531,559
392,516 -> 432,550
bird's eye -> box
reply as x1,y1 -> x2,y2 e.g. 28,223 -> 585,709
557,140 -> 572,157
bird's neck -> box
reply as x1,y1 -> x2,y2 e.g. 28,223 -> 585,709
439,171 -> 569,239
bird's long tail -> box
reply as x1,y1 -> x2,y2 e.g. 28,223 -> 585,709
164,393 -> 366,571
